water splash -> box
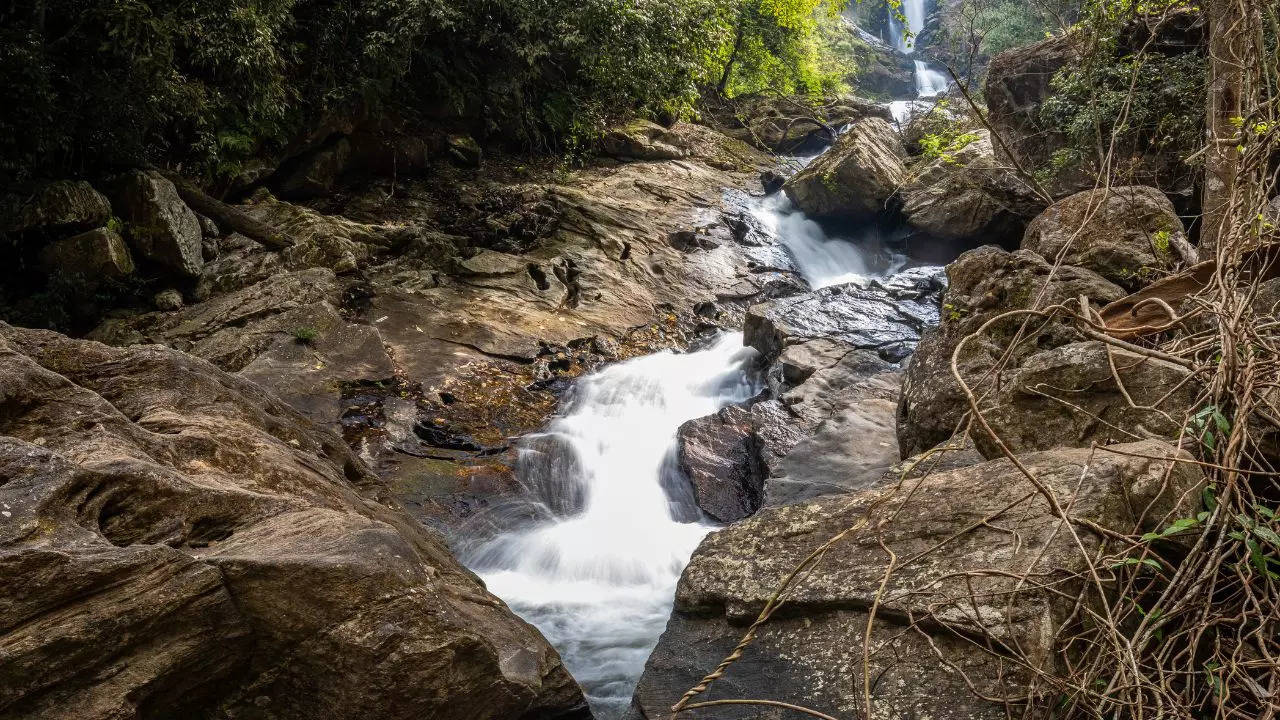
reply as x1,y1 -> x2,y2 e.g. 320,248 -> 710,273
914,60 -> 949,97
465,333 -> 761,718
751,193 -> 905,288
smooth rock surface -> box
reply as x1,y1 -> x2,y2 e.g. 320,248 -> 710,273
782,117 -> 906,220
112,170 -> 205,277
0,323 -> 587,720
630,440 -> 1202,720
676,405 -> 763,522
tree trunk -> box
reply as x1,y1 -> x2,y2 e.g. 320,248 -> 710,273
718,25 -> 746,95
1201,0 -> 1247,252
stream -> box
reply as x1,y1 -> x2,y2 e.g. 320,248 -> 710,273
464,8 -> 945,716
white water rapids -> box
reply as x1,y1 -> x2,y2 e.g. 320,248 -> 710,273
465,334 -> 762,717
751,193 -> 904,288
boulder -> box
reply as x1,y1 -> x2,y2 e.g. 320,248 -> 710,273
277,137 -> 352,199
896,246 -> 1127,457
974,340 -> 1199,458
984,33 -> 1083,169
901,130 -> 1046,248
744,266 -> 945,364
0,180 -> 112,235
599,120 -> 688,161
112,170 -> 205,277
152,288 -> 184,311
782,117 -> 906,220
630,440 -> 1202,720
446,134 -> 483,167
37,227 -> 135,282
676,405 -> 763,522
0,323 -> 587,720
1022,186 -> 1191,290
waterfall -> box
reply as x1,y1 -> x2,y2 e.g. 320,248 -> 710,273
464,334 -> 761,718
888,0 -> 927,53
751,193 -> 904,288
914,60 -> 949,97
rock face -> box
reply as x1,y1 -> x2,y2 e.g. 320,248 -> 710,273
0,323 -> 587,720
676,405 -> 762,522
984,33 -> 1082,170
1022,186 -> 1189,290
599,120 -> 689,161
745,266 -> 946,364
113,170 -> 205,277
896,246 -> 1127,457
37,227 -> 135,281
900,130 -> 1046,248
782,117 -> 906,220
975,340 -> 1198,458
0,180 -> 112,235
277,137 -> 353,199
630,440 -> 1202,720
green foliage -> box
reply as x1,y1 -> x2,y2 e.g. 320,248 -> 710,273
918,130 -> 980,162
930,0 -> 1079,81
291,326 -> 319,344
716,0 -> 849,98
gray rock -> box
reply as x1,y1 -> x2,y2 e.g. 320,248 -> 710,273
782,117 -> 905,220
631,440 -> 1202,720
1022,185 -> 1190,290
152,288 -> 185,311
278,138 -> 352,199
676,405 -> 763,522
113,170 -> 204,277
975,340 -> 1199,458
1,180 -> 112,235
38,227 -> 135,283
896,245 -> 1128,458
446,134 -> 483,167
744,267 -> 945,364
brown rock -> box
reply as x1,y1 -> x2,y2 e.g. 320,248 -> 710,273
782,117 -> 906,220
38,227 -> 135,282
676,405 -> 762,522
112,170 -> 204,277
1,180 -> 112,235
0,323 -> 587,720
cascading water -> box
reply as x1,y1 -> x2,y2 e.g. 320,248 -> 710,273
464,334 -> 761,718
750,193 -> 904,288
888,0 -> 926,53
914,59 -> 949,98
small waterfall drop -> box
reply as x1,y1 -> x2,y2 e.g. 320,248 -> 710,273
914,60 -> 949,98
465,334 -> 761,718
888,0 -> 927,53
751,193 -> 905,288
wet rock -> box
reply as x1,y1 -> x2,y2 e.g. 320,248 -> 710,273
759,170 -> 785,195
599,120 -> 688,161
975,340 -> 1199,458
152,288 -> 184,311
1022,185 -> 1190,290
782,117 -> 905,221
0,323 -> 588,720
112,170 -> 205,277
677,405 -> 763,522
631,440 -> 1202,720
896,246 -> 1127,458
0,180 -> 112,235
744,266 -> 945,365
277,137 -> 352,199
901,129 -> 1045,247
37,227 -> 134,283
668,229 -> 721,253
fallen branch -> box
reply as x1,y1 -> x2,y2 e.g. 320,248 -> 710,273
157,171 -> 295,250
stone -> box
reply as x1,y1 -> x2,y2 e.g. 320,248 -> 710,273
744,266 -> 945,365
0,180 -> 112,235
901,129 -> 1046,248
599,120 -> 689,161
0,323 -> 587,720
37,227 -> 134,282
676,405 -> 763,522
112,170 -> 204,277
446,134 -> 483,167
198,214 -> 220,238
277,137 -> 352,199
974,340 -> 1199,458
760,170 -> 785,194
984,33 -> 1083,169
1022,186 -> 1190,290
152,288 -> 184,311
896,246 -> 1127,457
782,117 -> 906,221
630,440 -> 1202,720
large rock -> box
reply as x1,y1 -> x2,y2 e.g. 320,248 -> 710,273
745,266 -> 946,364
984,33 -> 1083,171
896,246 -> 1127,457
277,137 -> 352,199
0,323 -> 587,720
676,405 -> 763,522
599,120 -> 689,161
37,227 -> 135,282
782,117 -> 906,220
901,129 -> 1046,248
630,440 -> 1202,719
112,170 -> 204,277
1022,186 -> 1190,290
0,180 -> 112,235
975,340 -> 1199,458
